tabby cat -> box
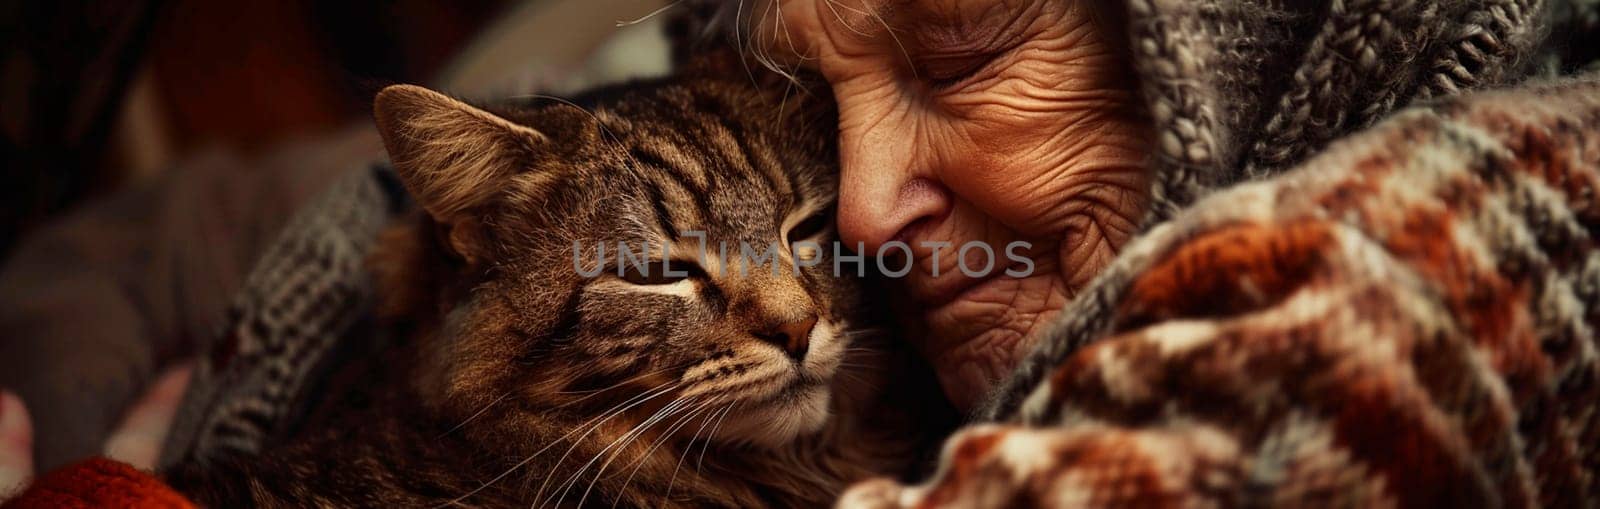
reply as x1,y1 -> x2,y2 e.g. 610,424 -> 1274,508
164,58 -> 946,507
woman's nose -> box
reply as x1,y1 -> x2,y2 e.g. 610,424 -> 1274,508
834,107 -> 951,255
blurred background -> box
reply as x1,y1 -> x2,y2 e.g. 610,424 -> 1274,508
0,0 -> 674,257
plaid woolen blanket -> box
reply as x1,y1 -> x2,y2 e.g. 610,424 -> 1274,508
159,0 -> 1600,506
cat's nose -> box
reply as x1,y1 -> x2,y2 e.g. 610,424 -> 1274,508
754,315 -> 817,361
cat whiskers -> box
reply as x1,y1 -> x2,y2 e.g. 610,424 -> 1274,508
609,400 -> 722,508
437,390 -> 513,439
664,401 -> 734,501
696,402 -> 740,475
556,398 -> 690,507
614,1 -> 680,28
836,327 -> 888,340
554,396 -> 708,509
835,342 -> 890,390
832,368 -> 875,393
551,364 -> 684,411
527,381 -> 687,505
435,381 -> 681,508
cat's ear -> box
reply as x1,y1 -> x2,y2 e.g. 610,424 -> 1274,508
373,84 -> 546,219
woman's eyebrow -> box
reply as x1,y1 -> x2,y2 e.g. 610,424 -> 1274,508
906,2 -> 1030,54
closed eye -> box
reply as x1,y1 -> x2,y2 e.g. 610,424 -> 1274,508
786,210 -> 832,243
618,259 -> 706,285
918,51 -> 998,90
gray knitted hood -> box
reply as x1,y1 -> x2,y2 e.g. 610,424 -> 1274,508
1130,0 -> 1597,222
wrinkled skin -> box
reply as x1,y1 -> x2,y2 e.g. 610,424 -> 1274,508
757,0 -> 1151,408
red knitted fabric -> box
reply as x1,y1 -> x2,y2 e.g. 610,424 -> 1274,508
2,457 -> 194,509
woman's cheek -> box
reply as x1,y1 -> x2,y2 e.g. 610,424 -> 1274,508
936,89 -> 1150,292
932,106 -> 1082,236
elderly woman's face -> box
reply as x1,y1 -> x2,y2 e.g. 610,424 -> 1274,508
762,0 -> 1150,409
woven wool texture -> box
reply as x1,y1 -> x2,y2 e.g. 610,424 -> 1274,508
1126,0 -> 1592,219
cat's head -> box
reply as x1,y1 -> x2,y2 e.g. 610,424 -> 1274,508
371,73 -> 861,447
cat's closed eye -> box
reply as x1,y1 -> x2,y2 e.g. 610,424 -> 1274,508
786,210 -> 832,243
618,259 -> 703,285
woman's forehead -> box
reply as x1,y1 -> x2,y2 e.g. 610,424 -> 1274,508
772,0 -> 1043,51
804,0 -> 1025,23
